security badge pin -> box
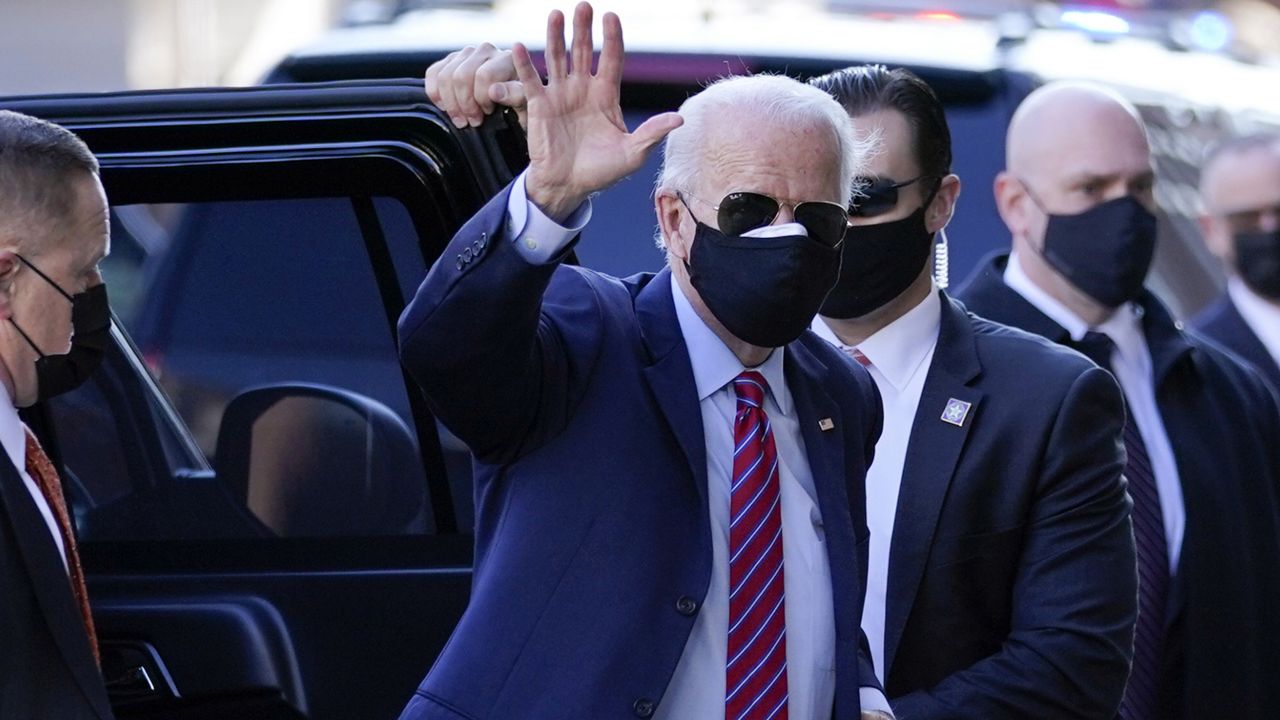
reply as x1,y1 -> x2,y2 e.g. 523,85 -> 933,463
818,418 -> 835,431
941,398 -> 972,427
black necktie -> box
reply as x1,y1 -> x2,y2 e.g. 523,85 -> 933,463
1075,331 -> 1167,720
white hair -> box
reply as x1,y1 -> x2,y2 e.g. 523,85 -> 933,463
652,74 -> 869,249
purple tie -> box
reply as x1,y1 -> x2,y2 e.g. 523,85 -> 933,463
1078,331 -> 1168,720
726,371 -> 789,720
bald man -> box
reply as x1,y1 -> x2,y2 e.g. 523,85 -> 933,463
956,82 -> 1280,719
1192,133 -> 1280,391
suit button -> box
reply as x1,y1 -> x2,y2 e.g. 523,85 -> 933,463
462,247 -> 473,262
675,596 -> 698,616
477,233 -> 488,249
455,256 -> 464,270
632,698 -> 655,717
472,240 -> 483,254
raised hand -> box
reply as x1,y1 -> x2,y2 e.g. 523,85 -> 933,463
515,2 -> 683,222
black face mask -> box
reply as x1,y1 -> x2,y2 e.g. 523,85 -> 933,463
9,256 -> 111,401
685,220 -> 841,348
821,199 -> 935,319
1235,229 -> 1280,300
1035,195 -> 1157,308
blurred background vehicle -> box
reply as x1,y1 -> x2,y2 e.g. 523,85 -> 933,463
103,0 -> 1280,458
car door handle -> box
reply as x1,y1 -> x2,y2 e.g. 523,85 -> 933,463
105,664 -> 156,698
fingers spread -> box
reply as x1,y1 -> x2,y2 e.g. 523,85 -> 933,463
628,112 -> 684,161
511,43 -> 544,99
597,12 -> 624,87
571,2 -> 595,75
545,9 -> 568,80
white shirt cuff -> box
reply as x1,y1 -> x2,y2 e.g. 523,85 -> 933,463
860,687 -> 894,717
505,168 -> 592,265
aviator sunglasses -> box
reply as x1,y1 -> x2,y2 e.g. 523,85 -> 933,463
678,191 -> 850,248
849,174 -> 934,218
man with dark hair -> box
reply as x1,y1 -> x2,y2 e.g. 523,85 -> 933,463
957,81 -> 1280,719
807,65 -> 1136,718
1192,132 -> 1280,391
0,110 -> 114,719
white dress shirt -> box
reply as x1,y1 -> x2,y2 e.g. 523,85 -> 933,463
812,288 -> 941,684
0,382 -> 68,571
1005,253 -> 1185,571
503,169 -> 891,716
1228,276 -> 1280,371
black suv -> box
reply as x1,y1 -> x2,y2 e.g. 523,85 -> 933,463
3,81 -> 526,720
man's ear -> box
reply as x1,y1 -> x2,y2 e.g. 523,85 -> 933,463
0,250 -> 20,320
926,174 -> 962,234
655,190 -> 691,261
1198,213 -> 1236,268
993,171 -> 1028,240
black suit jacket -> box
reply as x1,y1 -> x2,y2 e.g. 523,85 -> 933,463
957,254 -> 1280,719
882,291 -> 1136,719
1192,294 -> 1280,392
0,448 -> 113,719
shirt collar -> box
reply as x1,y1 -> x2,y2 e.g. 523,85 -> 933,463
1094,302 -> 1148,369
0,382 -> 26,476
812,286 -> 942,392
671,278 -> 792,414
1005,251 -> 1148,363
1003,251 -> 1092,340
1228,276 -> 1280,359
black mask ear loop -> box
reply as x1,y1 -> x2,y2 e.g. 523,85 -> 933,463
8,254 -> 74,360
8,317 -> 47,359
15,254 -> 74,302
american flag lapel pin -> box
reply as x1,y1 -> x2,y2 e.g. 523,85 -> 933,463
941,398 -> 971,427
818,418 -> 835,431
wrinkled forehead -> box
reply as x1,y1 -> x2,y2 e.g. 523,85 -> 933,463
699,117 -> 844,199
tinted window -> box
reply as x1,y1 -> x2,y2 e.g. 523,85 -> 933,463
57,194 -> 450,541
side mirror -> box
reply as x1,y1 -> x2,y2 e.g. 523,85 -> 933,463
214,383 -> 431,537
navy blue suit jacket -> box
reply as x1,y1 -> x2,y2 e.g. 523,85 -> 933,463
397,184 -> 884,720
1192,294 -> 1280,393
883,291 -> 1136,719
0,450 -> 113,720
957,254 -> 1280,719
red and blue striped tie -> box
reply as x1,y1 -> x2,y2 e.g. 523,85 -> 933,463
726,371 -> 789,720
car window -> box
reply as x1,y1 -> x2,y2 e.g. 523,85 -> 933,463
56,192 -> 460,541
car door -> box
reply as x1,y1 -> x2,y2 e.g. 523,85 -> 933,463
1,79 -> 526,720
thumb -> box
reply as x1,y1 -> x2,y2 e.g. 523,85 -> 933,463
489,81 -> 527,110
627,112 -> 683,160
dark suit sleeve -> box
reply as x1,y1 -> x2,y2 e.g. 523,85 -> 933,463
397,182 -> 604,464
892,366 -> 1137,720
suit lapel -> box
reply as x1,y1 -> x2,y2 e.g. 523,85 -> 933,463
786,338 -> 864,720
786,341 -> 850,578
636,270 -> 708,507
883,293 -> 984,677
0,451 -> 111,720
